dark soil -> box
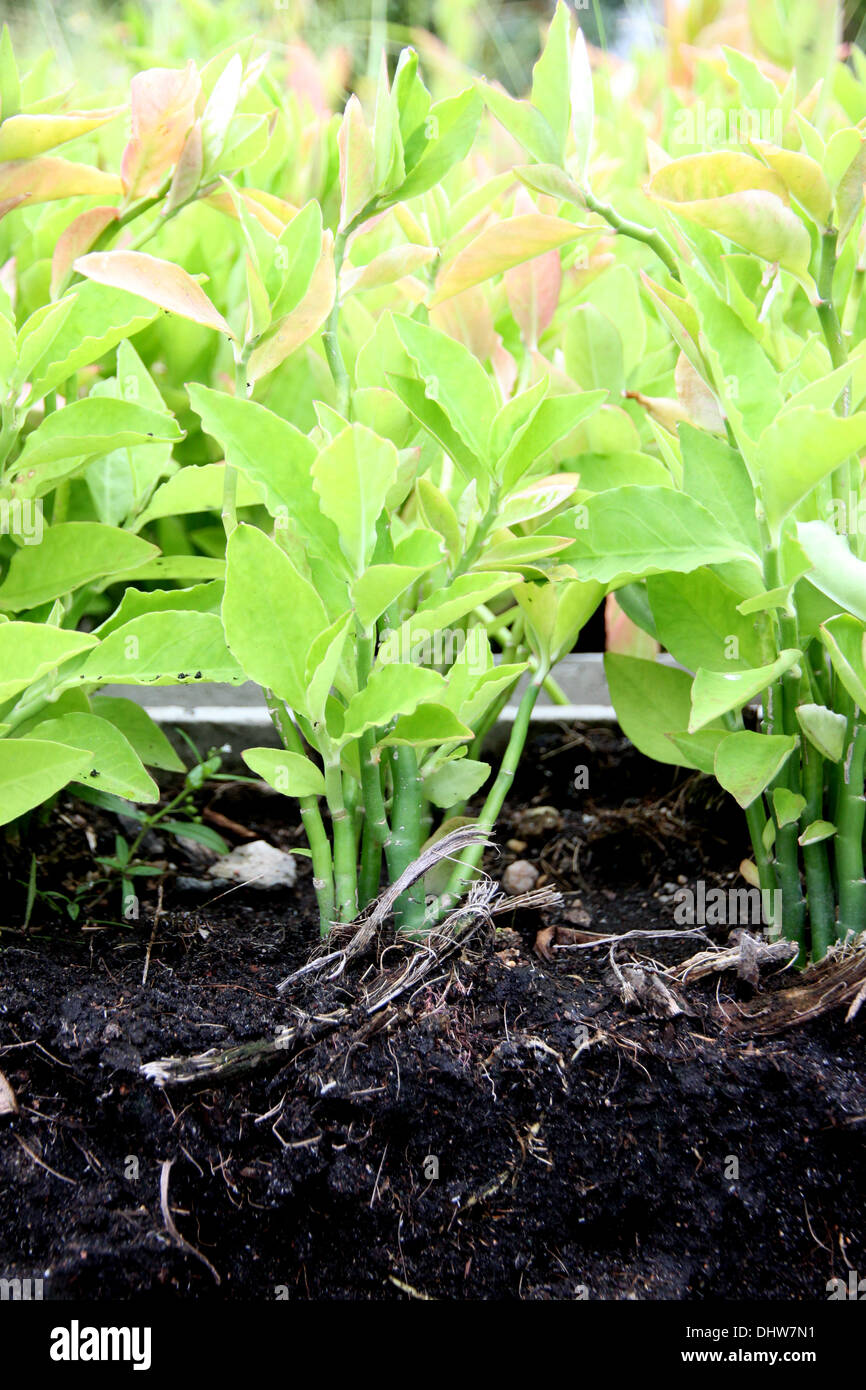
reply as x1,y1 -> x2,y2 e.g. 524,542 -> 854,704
1,727 -> 863,1301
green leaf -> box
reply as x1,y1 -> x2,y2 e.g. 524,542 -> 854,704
564,487 -> 750,584
714,730 -> 797,808
689,649 -> 802,731
530,0 -> 571,162
569,27 -> 594,181
646,569 -> 768,671
514,578 -> 602,663
422,756 -> 490,809
0,623 -> 97,702
242,746 -> 326,798
796,520 -> 866,622
26,712 -> 159,803
392,314 -> 498,467
68,612 -> 244,687
379,574 -> 514,664
391,88 -> 482,201
605,653 -> 716,768
683,267 -> 783,444
795,701 -> 847,763
680,424 -> 761,556
311,425 -> 399,575
757,410 -> 866,541
773,786 -> 806,828
27,281 -> 161,405
222,525 -> 326,711
0,737 -> 90,827
498,391 -> 605,488
135,462 -> 264,527
187,385 -> 338,556
381,702 -> 473,747
818,613 -> 866,709
564,303 -> 624,397
477,82 -> 561,165
341,665 -> 446,741
799,819 -> 836,846
91,696 -> 185,772
13,397 -> 181,471
0,524 -> 158,611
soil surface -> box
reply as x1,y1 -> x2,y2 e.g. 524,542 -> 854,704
1,728 -> 863,1301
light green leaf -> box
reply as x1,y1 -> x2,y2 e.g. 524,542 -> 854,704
605,653 -> 716,768
13,397 -> 181,471
0,524 -> 157,611
565,487 -> 751,584
392,314 -> 498,466
795,701 -> 847,763
799,819 -> 836,846
28,712 -> 159,802
242,746 -> 326,798
223,525 -> 326,710
818,613 -> 866,709
714,730 -> 797,808
68,612 -> 244,687
0,622 -> 97,702
381,702 -> 473,747
531,0 -> 571,161
422,756 -> 490,809
689,649 -> 801,731
796,520 -> 866,622
773,786 -> 806,828
91,696 -> 184,772
311,425 -> 399,575
0,738 -> 91,827
341,664 -> 445,741
187,385 -> 338,556
757,410 -> 866,541
646,568 -> 768,671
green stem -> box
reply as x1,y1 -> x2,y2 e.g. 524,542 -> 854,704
836,724 -> 866,941
266,693 -> 335,934
357,633 -> 390,907
440,667 -> 547,918
582,188 -> 681,281
801,740 -> 835,960
387,744 -> 425,931
324,758 -> 357,923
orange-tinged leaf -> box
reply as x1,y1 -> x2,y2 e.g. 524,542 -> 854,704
0,109 -> 124,160
341,243 -> 437,293
205,184 -> 297,235
74,250 -> 234,338
51,205 -> 119,297
338,94 -> 375,230
430,213 -> 588,306
0,157 -> 122,204
121,62 -> 199,199
430,285 -> 498,361
504,188 -> 562,348
247,232 -> 335,383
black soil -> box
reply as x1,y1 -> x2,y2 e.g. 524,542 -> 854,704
1,728 -> 863,1301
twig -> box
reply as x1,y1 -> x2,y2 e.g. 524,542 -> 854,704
159,1158 -> 221,1285
142,882 -> 165,986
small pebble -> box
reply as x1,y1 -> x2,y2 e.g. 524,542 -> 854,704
503,860 -> 540,895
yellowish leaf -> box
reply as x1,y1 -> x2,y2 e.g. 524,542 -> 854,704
0,156 -> 121,204
121,62 -> 200,200
431,212 -> 588,306
247,232 -> 335,383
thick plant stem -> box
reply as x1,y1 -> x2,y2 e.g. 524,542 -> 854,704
388,745 -> 425,930
325,760 -> 358,923
836,724 -> 866,941
265,694 -> 335,934
743,796 -> 780,924
801,742 -> 836,960
441,668 -> 546,916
